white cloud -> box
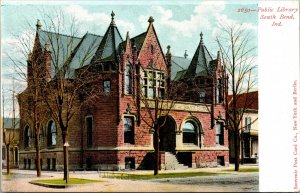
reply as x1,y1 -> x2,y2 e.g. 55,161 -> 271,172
144,1 -> 226,37
63,5 -> 135,35
215,13 -> 257,32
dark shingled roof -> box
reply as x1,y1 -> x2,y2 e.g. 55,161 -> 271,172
119,32 -> 147,53
91,22 -> 123,63
130,32 -> 147,52
184,33 -> 213,79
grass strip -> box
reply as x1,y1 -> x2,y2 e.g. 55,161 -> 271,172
222,167 -> 259,172
31,178 -> 104,186
106,171 -> 221,180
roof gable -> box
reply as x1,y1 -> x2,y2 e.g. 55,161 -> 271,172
135,17 -> 167,71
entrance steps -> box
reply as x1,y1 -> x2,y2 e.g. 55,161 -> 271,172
164,152 -> 189,170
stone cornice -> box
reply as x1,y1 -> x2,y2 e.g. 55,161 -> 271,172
141,99 -> 212,113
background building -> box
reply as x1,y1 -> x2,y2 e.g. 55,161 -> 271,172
2,117 -> 20,169
228,91 -> 258,164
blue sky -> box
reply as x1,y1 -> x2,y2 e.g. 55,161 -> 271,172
1,0 -> 258,116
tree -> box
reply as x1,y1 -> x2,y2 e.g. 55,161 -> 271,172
136,46 -> 187,175
7,21 -> 49,177
216,24 -> 257,171
8,9 -> 101,181
2,84 -> 19,175
35,12 -> 101,182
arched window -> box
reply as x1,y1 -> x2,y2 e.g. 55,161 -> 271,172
125,65 -> 132,94
24,125 -> 30,148
47,120 -> 57,146
182,121 -> 197,144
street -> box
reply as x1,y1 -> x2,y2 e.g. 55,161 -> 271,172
1,168 -> 258,192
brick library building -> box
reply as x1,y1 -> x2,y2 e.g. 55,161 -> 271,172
18,12 -> 229,171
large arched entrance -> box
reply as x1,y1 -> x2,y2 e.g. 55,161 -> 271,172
158,116 -> 176,152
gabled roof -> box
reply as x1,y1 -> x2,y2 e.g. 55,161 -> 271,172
184,32 -> 213,79
68,33 -> 103,77
228,91 -> 258,110
35,12 -> 123,79
171,56 -> 191,80
129,32 -> 147,52
91,12 -> 123,63
37,30 -> 82,78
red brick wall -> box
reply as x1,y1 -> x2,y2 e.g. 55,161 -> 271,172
138,24 -> 167,72
193,150 -> 229,167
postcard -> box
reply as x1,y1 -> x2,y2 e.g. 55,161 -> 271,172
1,0 -> 299,192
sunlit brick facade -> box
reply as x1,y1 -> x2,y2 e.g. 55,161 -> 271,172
18,12 -> 229,171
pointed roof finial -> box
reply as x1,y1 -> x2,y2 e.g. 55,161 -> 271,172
148,16 -> 154,23
200,32 -> 203,44
110,11 -> 116,26
167,45 -> 171,54
45,43 -> 50,51
36,19 -> 42,30
184,50 -> 188,58
217,50 -> 220,60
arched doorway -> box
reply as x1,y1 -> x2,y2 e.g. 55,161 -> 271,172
158,116 -> 176,152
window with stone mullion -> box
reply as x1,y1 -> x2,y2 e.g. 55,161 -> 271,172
142,70 -> 165,99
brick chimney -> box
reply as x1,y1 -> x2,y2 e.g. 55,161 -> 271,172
166,45 -> 172,92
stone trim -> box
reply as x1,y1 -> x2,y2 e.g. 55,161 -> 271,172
176,146 -> 229,151
141,99 -> 211,113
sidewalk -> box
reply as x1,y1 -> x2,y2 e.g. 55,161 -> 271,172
1,164 -> 259,192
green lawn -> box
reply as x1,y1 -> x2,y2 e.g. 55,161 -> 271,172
106,171 -> 221,180
222,167 -> 259,172
31,178 -> 104,186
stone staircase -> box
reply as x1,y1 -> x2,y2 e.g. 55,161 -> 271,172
164,152 -> 189,170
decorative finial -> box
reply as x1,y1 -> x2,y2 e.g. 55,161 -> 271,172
110,11 -> 116,26
45,43 -> 50,51
28,52 -> 32,61
217,50 -> 220,60
167,45 -> 171,54
184,50 -> 188,58
200,32 -> 203,44
148,16 -> 154,23
36,19 -> 42,30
